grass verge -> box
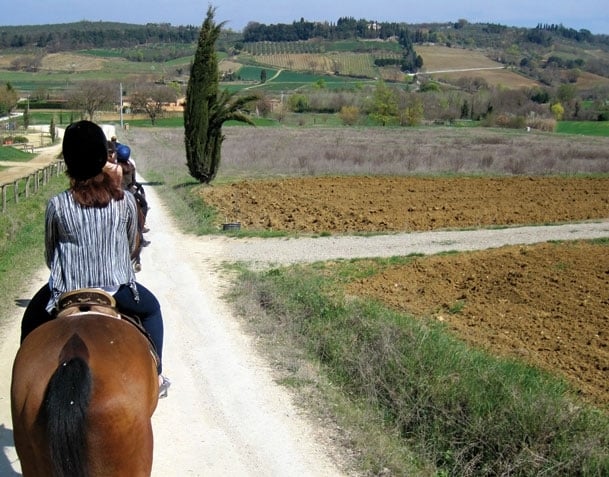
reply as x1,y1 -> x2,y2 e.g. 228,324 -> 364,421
0,146 -> 36,162
227,260 -> 609,476
0,172 -> 68,324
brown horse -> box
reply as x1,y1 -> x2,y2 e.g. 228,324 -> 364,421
128,182 -> 149,273
10,290 -> 159,477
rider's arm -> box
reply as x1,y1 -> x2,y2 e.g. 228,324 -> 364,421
125,192 -> 139,255
44,199 -> 59,269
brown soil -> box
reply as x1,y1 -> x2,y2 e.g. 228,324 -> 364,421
201,176 -> 609,408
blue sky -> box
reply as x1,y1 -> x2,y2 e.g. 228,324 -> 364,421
2,0 -> 608,34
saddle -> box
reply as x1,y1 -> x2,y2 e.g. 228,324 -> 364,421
55,288 -> 160,368
56,288 -> 120,319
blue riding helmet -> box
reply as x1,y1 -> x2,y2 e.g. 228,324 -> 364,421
116,144 -> 131,163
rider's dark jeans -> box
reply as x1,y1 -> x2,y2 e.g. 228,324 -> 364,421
21,282 -> 164,374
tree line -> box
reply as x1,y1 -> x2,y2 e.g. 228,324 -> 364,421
0,21 -> 199,51
534,23 -> 598,43
242,17 -> 408,42
242,18 -> 421,73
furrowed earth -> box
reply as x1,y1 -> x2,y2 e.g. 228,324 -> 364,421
200,176 -> 609,408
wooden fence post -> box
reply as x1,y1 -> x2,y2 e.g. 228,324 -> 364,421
1,159 -> 65,213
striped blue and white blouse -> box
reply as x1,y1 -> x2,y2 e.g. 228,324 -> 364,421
44,189 -> 139,312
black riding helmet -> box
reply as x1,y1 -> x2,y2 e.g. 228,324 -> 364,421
62,120 -> 108,180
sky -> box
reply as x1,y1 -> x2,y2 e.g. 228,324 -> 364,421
2,0 -> 608,35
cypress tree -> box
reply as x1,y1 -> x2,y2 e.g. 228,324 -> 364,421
184,6 -> 256,183
184,6 -> 220,183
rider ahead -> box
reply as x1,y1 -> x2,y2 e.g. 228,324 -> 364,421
20,120 -> 169,397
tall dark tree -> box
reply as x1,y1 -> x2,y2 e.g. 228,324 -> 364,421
184,6 -> 256,183
49,116 -> 56,143
22,102 -> 31,129
0,82 -> 19,116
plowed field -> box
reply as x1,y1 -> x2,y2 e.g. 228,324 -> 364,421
201,176 -> 609,408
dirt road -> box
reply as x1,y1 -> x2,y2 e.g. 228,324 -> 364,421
140,186 -> 348,475
1,169 -> 608,474
0,181 -> 348,475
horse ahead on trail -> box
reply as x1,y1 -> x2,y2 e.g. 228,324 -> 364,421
11,289 -> 159,477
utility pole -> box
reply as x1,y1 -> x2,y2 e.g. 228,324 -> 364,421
119,83 -> 124,129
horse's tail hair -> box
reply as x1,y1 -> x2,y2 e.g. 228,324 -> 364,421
43,333 -> 92,477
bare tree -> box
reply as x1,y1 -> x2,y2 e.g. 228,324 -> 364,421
67,80 -> 116,121
130,85 -> 178,125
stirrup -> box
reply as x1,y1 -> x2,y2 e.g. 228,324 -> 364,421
159,375 -> 171,399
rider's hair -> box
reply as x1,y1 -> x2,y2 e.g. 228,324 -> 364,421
70,173 -> 124,208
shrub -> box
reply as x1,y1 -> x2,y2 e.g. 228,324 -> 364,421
339,105 -> 360,125
526,117 -> 557,132
2,136 -> 27,144
495,114 -> 526,129
288,94 -> 310,113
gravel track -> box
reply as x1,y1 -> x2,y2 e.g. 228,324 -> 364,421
213,221 -> 609,267
1,171 -> 608,475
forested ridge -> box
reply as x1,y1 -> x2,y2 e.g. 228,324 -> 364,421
2,17 -> 609,52
0,21 -> 200,50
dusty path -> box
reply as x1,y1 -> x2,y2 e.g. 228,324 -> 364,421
0,124 -> 65,185
208,220 -> 609,266
0,179 -> 347,476
1,172 -> 609,474
141,185 -> 347,475
0,145 -> 62,184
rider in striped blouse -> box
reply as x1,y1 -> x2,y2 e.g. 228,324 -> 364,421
20,120 -> 169,396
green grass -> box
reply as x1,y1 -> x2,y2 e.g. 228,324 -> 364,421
78,48 -> 125,58
1,55 -> 192,93
128,114 -> 609,135
228,261 -> 609,476
0,172 -> 68,322
0,146 -> 35,162
123,115 -> 185,128
121,114 -> 276,128
247,69 -> 377,92
556,120 -> 609,136
237,65 -> 279,81
0,71 -> 70,92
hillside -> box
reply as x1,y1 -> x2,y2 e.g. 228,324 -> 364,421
2,18 -> 609,128
2,19 -> 609,83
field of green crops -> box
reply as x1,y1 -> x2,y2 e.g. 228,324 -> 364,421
556,121 -> 609,136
